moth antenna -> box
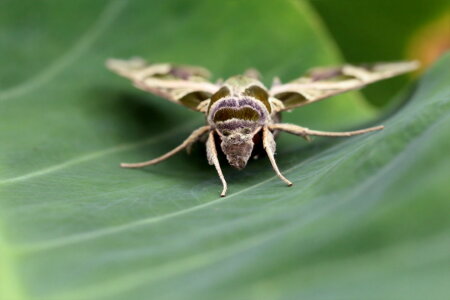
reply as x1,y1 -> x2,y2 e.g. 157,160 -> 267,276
206,131 -> 228,197
271,76 -> 282,87
120,126 -> 210,168
244,68 -> 261,80
269,123 -> 384,138
262,126 -> 293,187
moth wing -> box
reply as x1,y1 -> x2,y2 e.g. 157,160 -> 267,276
270,61 -> 419,112
106,57 -> 219,112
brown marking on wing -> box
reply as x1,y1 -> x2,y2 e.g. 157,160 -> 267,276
273,92 -> 309,108
179,91 -> 212,110
209,86 -> 231,107
244,85 -> 271,112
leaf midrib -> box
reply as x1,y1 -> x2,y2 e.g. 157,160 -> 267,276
0,119 -> 201,185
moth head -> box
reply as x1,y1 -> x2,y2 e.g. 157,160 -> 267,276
216,124 -> 260,169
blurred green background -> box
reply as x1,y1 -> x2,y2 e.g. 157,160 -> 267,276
0,0 -> 449,299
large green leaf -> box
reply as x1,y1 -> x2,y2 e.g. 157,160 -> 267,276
1,0 -> 449,299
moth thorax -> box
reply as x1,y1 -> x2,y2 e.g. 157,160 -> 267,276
208,96 -> 270,126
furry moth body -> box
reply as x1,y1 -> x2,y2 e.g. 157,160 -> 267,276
107,58 -> 418,196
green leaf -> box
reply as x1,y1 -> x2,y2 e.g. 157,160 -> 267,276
1,1 -> 449,299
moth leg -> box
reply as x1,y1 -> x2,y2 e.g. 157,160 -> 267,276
269,123 -> 384,138
271,76 -> 282,88
121,125 -> 211,168
206,131 -> 228,197
262,126 -> 293,187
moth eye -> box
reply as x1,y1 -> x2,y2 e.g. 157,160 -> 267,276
222,130 -> 231,136
242,128 -> 252,134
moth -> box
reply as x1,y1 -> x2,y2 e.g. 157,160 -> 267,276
107,58 -> 418,196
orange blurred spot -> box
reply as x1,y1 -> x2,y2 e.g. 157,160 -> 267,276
407,13 -> 450,74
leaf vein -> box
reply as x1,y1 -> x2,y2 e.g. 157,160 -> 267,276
0,0 -> 126,102
0,120 -> 199,185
